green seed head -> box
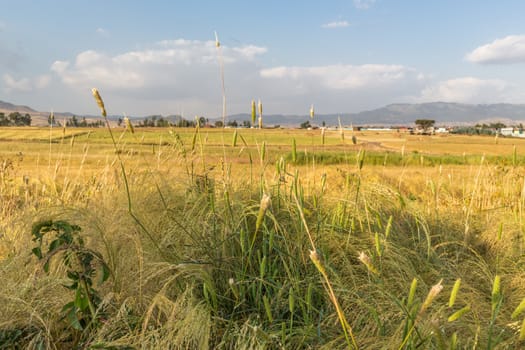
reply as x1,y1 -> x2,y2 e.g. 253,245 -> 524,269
251,100 -> 256,125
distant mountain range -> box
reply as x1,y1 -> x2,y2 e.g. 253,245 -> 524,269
2,100 -> 525,126
229,102 -> 525,126
0,100 -> 77,125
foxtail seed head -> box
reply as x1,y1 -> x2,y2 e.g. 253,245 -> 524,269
512,298 -> 525,320
214,31 -> 220,48
420,279 -> 443,314
255,193 -> 271,233
310,104 -> 314,119
309,249 -> 326,275
124,117 -> 135,134
447,305 -> 470,322
358,251 -> 378,275
251,100 -> 256,125
449,278 -> 461,307
91,88 -> 107,117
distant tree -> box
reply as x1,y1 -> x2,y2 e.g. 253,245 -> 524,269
48,114 -> 57,126
214,120 -> 224,128
300,120 -> 312,129
66,115 -> 79,127
176,118 -> 195,127
415,119 -> 435,133
198,116 -> 206,127
157,117 -> 169,127
489,122 -> 506,129
242,120 -> 251,128
117,117 -> 123,127
227,120 -> 238,127
7,112 -> 31,126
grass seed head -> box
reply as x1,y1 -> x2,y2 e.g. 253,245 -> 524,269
420,279 -> 443,314
309,249 -> 326,274
449,278 -> 462,307
124,117 -> 135,134
251,100 -> 256,125
214,31 -> 220,48
448,305 -> 470,322
408,278 -> 418,307
512,298 -> 525,319
310,104 -> 314,119
91,88 -> 107,117
358,251 -> 378,275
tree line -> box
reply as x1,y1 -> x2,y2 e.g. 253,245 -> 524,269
0,112 -> 32,126
134,115 -> 252,128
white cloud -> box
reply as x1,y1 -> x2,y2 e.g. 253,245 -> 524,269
233,45 -> 268,60
260,64 -> 415,90
51,41 -> 267,91
321,21 -> 350,29
466,35 -> 525,64
42,36 -> 522,117
3,74 -> 31,92
96,27 -> 108,36
418,77 -> 510,103
49,39 -> 268,116
35,75 -> 51,89
3,73 -> 51,92
255,63 -> 427,114
353,0 -> 376,9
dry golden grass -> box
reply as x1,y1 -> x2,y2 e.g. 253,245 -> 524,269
2,126 -> 525,348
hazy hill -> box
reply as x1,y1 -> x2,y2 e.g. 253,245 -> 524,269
0,100 -> 87,126
0,100 -> 37,114
3,99 -> 525,127
229,102 -> 525,126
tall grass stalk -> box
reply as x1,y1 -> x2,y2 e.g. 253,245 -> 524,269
293,193 -> 358,349
214,31 -> 226,128
91,88 -> 164,257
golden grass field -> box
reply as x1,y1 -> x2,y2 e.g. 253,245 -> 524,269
2,125 -> 525,348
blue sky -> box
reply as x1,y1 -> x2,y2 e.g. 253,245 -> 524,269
2,0 -> 525,118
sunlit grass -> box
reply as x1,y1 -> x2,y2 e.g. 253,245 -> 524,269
1,126 -> 525,348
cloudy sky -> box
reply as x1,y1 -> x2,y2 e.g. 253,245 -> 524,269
2,0 -> 525,118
